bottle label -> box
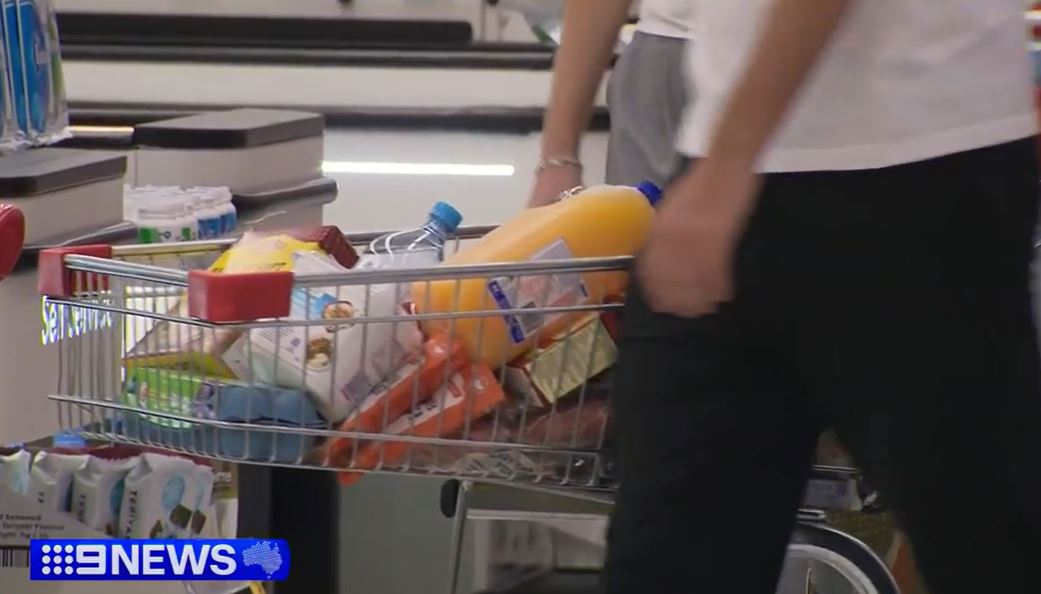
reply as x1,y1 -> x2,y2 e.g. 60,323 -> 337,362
486,239 -> 589,344
138,224 -> 193,244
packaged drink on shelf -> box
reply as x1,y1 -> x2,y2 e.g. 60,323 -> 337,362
135,196 -> 199,244
357,201 -> 463,270
413,182 -> 661,366
0,20 -> 18,152
1,0 -> 27,137
191,188 -> 225,240
10,0 -> 62,144
40,0 -> 68,143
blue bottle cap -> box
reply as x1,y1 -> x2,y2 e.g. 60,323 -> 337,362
430,201 -> 463,232
636,181 -> 663,206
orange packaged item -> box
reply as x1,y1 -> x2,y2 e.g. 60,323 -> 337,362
338,363 -> 507,485
325,334 -> 467,467
412,183 -> 660,367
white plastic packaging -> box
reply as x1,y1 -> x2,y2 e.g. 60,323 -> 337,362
118,453 -> 198,539
188,465 -> 215,537
71,453 -> 138,536
192,189 -> 225,240
28,450 -> 89,512
225,250 -> 423,421
0,448 -> 30,495
136,197 -> 199,244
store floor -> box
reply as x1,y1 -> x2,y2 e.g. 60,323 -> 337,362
322,127 -> 610,233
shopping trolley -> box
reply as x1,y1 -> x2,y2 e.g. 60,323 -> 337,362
36,226 -> 900,594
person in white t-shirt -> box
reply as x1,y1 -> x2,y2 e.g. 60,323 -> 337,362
529,0 -> 690,205
608,1 -> 1041,593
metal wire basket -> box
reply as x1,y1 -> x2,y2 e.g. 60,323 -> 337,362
39,228 -> 626,491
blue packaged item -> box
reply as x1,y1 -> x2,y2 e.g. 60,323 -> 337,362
0,13 -> 16,152
13,0 -> 47,139
121,368 -> 326,463
0,0 -> 27,138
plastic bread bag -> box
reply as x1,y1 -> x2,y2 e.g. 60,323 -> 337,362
118,452 -> 198,539
189,464 -> 215,537
0,447 -> 30,495
71,447 -> 139,536
28,450 -> 89,512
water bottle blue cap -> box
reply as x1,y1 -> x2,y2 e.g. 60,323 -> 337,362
636,181 -> 663,206
430,201 -> 463,232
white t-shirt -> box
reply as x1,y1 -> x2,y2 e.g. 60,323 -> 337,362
636,0 -> 691,40
677,0 -> 1038,172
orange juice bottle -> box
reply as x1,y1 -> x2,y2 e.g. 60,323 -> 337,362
412,182 -> 661,366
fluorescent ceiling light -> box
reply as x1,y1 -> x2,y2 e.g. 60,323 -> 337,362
322,160 -> 515,177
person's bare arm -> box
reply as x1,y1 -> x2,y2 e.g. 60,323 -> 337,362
530,0 -> 632,206
641,0 -> 855,316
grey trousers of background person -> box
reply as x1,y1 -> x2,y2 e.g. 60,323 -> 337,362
604,31 -> 688,187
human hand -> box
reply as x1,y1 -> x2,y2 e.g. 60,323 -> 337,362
528,163 -> 583,208
637,159 -> 761,317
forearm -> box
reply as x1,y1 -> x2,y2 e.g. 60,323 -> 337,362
540,0 -> 632,157
706,0 -> 854,167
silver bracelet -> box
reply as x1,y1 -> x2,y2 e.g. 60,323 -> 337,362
535,155 -> 583,174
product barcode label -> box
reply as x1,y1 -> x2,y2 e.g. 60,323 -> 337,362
0,546 -> 29,568
486,239 -> 588,344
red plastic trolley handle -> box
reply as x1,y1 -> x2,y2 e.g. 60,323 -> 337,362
38,242 -> 293,323
0,204 -> 25,282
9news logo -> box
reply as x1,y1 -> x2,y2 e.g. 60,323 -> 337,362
29,539 -> 290,581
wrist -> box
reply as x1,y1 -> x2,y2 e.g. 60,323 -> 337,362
535,155 -> 583,175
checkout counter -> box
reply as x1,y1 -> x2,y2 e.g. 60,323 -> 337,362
0,108 -> 341,594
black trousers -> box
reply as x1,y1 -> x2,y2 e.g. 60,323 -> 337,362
606,138 -> 1041,593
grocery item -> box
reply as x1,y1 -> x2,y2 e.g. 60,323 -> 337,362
0,447 -> 30,494
325,333 -> 467,469
358,201 -> 463,269
41,0 -> 67,143
125,232 -> 324,375
121,366 -> 325,462
186,186 -> 236,236
0,21 -> 18,152
135,196 -> 199,244
28,450 -> 89,512
12,0 -> 56,142
189,465 -> 215,536
212,226 -> 358,270
413,182 -> 661,366
118,453 -> 198,539
191,188 -> 224,239
232,249 -> 423,422
503,315 -> 617,409
71,448 -> 138,536
340,363 -> 507,485
207,231 -> 320,273
1,0 -> 27,136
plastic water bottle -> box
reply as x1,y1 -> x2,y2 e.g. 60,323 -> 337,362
357,201 -> 463,270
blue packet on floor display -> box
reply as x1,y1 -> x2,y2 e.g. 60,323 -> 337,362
14,0 -> 54,143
